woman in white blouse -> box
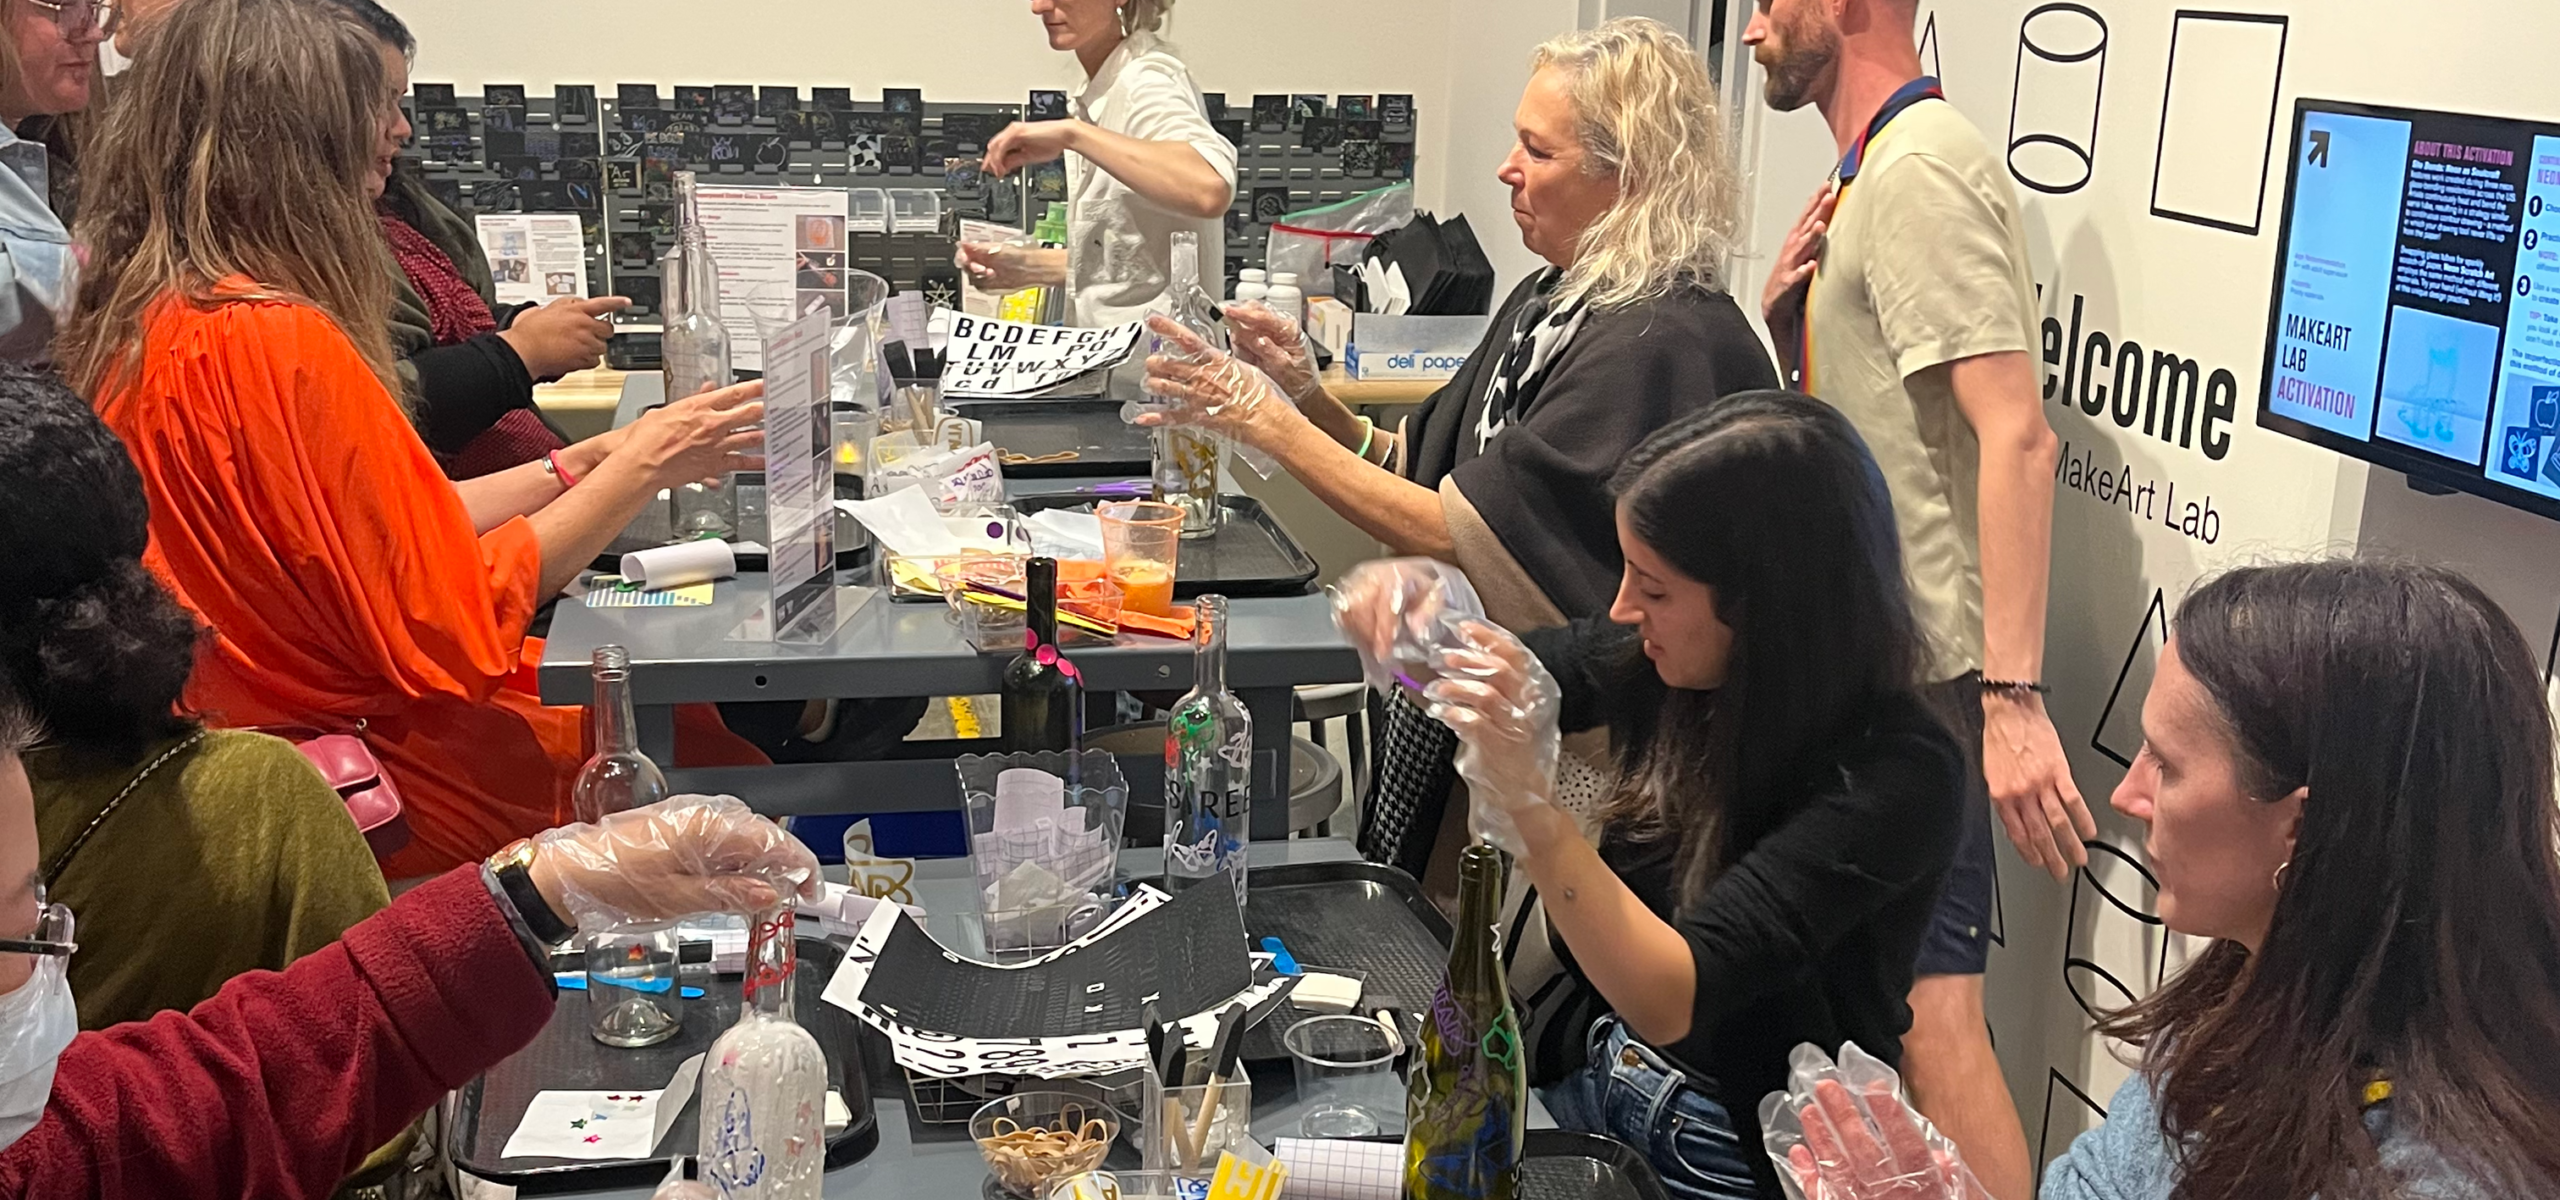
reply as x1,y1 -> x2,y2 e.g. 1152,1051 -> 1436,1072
966,0 -> 1238,327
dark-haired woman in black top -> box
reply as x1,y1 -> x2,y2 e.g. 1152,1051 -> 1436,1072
1338,391 -> 1963,1200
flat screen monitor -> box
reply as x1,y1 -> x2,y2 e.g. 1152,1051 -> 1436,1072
2258,97 -> 2560,519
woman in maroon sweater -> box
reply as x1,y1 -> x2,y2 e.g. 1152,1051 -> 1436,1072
0,691 -> 820,1200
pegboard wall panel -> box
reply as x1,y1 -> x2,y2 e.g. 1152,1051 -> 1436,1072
398,83 -> 1419,316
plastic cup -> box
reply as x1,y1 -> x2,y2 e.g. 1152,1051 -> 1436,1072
1283,1014 -> 1400,1138
1097,501 -> 1183,618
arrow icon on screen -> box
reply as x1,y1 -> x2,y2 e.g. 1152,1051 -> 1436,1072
2308,130 -> 2332,168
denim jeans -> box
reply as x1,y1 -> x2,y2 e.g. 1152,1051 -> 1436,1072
1539,1016 -> 1762,1200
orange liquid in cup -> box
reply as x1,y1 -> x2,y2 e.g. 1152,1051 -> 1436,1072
1111,563 -> 1177,618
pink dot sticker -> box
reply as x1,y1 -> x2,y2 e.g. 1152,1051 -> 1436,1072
1023,630 -> 1039,650
1059,659 -> 1081,681
1036,645 -> 1058,666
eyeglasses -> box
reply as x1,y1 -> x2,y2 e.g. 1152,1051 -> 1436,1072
21,0 -> 118,39
0,901 -> 75,959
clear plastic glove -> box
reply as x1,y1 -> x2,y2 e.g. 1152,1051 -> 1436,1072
1133,315 -> 1289,444
527,795 -> 824,932
1223,300 -> 1323,408
1757,1043 -> 1993,1200
1420,620 -> 1562,858
955,240 -> 1060,293
1329,558 -> 1488,695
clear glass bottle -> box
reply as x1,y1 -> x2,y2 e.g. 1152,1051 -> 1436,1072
663,170 -> 734,538
1402,843 -> 1525,1200
699,907 -> 826,1200
572,645 -> 668,824
1152,230 -> 1227,539
1162,594 -> 1252,910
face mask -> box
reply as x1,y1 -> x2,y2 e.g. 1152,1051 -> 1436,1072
0,952 -> 74,1152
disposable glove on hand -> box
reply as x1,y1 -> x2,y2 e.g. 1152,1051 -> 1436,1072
1134,315 -> 1287,438
1328,557 -> 1488,696
1757,1042 -> 1993,1200
1223,300 -> 1324,408
1421,619 -> 1562,858
528,794 -> 824,931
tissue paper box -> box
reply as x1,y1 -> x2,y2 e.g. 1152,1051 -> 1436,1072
1306,296 -> 1355,359
1345,314 -> 1491,380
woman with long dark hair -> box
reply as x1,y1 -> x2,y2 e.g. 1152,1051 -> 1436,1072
1768,560 -> 2560,1200
1338,391 -> 1964,1199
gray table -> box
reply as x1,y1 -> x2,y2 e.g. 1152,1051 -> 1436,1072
534,840 -> 1552,1200
539,576 -> 1357,839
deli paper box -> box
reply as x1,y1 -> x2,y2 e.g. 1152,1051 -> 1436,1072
1345,313 -> 1491,381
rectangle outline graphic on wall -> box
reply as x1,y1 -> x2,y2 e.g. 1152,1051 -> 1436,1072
2148,10 -> 2291,235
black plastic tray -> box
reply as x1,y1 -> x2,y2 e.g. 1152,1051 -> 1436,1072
451,937 -> 879,1194
1240,861 -> 1452,1062
1015,492 -> 1320,599
951,398 -> 1154,477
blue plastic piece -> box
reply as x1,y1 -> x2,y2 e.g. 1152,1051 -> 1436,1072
1260,936 -> 1304,976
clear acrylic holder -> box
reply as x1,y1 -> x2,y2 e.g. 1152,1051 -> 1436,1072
956,751 -> 1129,961
1135,1076 -> 1251,1179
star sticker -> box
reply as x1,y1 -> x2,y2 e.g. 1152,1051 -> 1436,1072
607,1094 -> 627,1101
570,1119 -> 587,1129
584,1135 -> 602,1144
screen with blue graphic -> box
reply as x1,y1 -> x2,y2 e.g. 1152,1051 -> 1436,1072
2259,100 -> 2560,520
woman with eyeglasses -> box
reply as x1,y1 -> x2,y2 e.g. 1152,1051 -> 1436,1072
0,0 -> 107,360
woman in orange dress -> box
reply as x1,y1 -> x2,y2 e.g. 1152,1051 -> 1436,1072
59,0 -> 768,877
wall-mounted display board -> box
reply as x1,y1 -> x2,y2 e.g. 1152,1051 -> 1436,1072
2258,97 -> 2560,520
398,84 -> 1420,316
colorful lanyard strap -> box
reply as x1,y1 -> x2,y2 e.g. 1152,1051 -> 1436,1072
1798,76 -> 1946,389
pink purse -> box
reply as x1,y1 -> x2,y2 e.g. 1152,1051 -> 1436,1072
257,725 -> 411,859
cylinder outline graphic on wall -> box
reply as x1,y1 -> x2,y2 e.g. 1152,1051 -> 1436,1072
2006,2 -> 2109,196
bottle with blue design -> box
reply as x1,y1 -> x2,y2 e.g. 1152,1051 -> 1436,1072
1403,843 -> 1524,1200
698,906 -> 823,1199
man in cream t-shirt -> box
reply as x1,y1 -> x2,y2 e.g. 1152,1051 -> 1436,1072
1751,1 -> 2090,1197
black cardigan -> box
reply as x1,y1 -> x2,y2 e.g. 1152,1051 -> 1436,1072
1522,620 -> 1965,1197
1404,275 -> 1778,619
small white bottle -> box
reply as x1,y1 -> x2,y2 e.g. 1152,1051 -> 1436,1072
1265,272 -> 1304,330
1233,268 -> 1268,306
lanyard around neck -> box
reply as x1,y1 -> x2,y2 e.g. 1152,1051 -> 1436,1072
1799,76 -> 1946,390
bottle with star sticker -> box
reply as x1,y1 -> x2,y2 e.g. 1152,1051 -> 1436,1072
698,905 -> 825,1200
1162,594 -> 1251,911
1403,842 -> 1524,1200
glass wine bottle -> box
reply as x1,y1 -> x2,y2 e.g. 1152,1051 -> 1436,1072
664,170 -> 734,538
1152,230 -> 1226,539
699,906 -> 826,1200
1001,556 -> 1083,754
1403,843 -> 1525,1200
1163,594 -> 1252,910
572,645 -> 668,824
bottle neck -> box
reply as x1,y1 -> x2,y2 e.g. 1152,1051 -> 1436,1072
592,666 -> 639,756
1192,596 -> 1228,693
1026,558 -> 1060,648
1449,844 -> 1505,985
743,906 -> 797,1017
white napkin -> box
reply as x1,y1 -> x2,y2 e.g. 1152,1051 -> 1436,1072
620,540 -> 735,590
838,489 -> 965,556
1024,508 -> 1106,561
499,1054 -> 705,1161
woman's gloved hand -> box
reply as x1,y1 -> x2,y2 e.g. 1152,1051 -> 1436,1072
1328,558 -> 1488,696
1758,1043 -> 1993,1200
1134,315 -> 1302,450
954,240 -> 1066,292
1421,619 -> 1562,858
526,795 -> 824,930
1222,301 -> 1324,409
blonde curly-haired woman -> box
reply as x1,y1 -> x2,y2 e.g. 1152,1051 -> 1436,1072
963,0 -> 1237,327
1141,17 -> 1779,916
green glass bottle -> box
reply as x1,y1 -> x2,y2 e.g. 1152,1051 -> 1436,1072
1404,843 -> 1525,1200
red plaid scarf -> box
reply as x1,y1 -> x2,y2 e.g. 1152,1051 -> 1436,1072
380,210 -> 565,478
379,211 -> 495,345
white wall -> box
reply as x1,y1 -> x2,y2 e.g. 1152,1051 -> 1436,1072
1729,0 -> 2560,1170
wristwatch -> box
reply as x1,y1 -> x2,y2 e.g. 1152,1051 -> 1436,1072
487,840 -> 577,946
